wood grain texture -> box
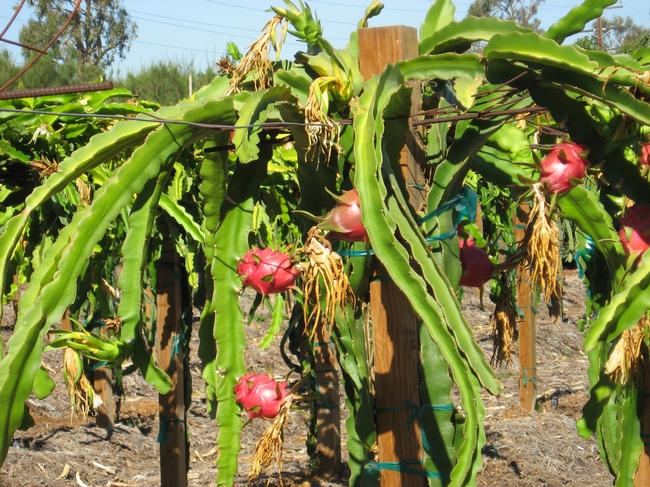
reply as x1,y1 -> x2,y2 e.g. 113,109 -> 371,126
156,226 -> 187,487
359,25 -> 426,487
515,203 -> 537,412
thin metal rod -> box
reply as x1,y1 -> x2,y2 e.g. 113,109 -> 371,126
0,0 -> 26,38
0,0 -> 83,92
0,37 -> 48,54
0,81 -> 115,100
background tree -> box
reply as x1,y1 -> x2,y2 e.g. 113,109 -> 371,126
14,0 -> 137,87
467,0 -> 545,32
576,15 -> 650,53
119,59 -> 219,106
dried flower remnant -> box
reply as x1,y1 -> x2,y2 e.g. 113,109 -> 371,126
491,273 -> 519,367
62,347 -> 102,421
248,396 -> 293,483
225,15 -> 287,95
604,316 -> 648,385
300,227 -> 355,336
519,184 -> 562,301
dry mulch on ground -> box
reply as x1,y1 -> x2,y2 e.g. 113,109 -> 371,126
1,270 -> 613,486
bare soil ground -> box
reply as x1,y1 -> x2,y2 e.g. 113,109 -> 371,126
0,270 -> 614,486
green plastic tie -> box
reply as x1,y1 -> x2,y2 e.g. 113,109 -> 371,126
157,417 -> 183,444
520,367 -> 537,388
365,459 -> 449,479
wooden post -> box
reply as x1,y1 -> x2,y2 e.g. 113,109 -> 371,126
93,340 -> 114,427
314,326 -> 341,476
635,364 -> 650,485
515,203 -> 537,411
359,26 -> 427,487
156,224 -> 187,487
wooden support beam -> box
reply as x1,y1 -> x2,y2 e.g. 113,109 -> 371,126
314,326 -> 341,476
359,25 -> 427,487
93,349 -> 114,428
515,203 -> 537,411
156,225 -> 187,487
635,365 -> 650,485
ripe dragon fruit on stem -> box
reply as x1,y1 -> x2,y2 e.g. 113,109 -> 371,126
318,188 -> 367,243
640,143 -> 650,167
237,248 -> 300,295
538,142 -> 589,194
234,373 -> 289,420
459,239 -> 495,288
618,204 -> 650,260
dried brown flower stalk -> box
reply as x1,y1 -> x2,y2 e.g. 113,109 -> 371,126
491,273 -> 519,367
605,315 -> 648,385
225,15 -> 287,96
62,347 -> 101,421
520,183 -> 562,301
299,227 -> 355,336
304,78 -> 341,163
249,396 -> 293,485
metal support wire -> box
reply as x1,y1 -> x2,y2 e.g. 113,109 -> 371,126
0,0 -> 83,91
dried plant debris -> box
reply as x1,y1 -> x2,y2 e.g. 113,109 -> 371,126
491,273 -> 519,367
62,347 -> 101,421
304,78 -> 341,163
604,314 -> 648,385
249,396 -> 293,485
226,15 -> 287,96
519,183 -> 562,302
299,227 -> 355,336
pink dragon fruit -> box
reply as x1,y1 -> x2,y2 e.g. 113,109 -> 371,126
459,239 -> 495,288
237,248 -> 300,295
539,142 -> 589,194
618,204 -> 650,259
318,189 -> 367,243
234,373 -> 289,420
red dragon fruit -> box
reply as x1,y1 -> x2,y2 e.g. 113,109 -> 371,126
459,239 -> 495,288
237,248 -> 300,295
640,143 -> 650,167
234,373 -> 289,420
539,142 -> 589,194
318,189 -> 367,243
618,204 -> 650,259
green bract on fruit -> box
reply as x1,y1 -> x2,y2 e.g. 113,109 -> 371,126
318,189 -> 367,242
618,204 -> 650,259
237,248 -> 300,295
234,373 -> 289,420
459,239 -> 495,288
539,142 -> 589,194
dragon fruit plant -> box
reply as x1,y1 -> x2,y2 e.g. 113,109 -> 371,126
538,142 -> 589,194
459,239 -> 495,288
234,373 -> 289,420
237,248 -> 300,295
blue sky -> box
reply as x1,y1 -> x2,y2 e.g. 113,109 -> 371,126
2,0 -> 650,76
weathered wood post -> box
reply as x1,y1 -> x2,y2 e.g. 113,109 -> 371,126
314,326 -> 341,476
635,366 -> 650,484
156,222 -> 187,487
93,341 -> 114,428
515,203 -> 537,411
359,25 -> 427,487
